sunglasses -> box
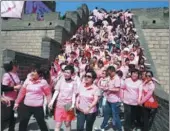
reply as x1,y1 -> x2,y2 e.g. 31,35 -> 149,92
106,57 -> 110,60
146,75 -> 152,77
82,59 -> 87,61
85,75 -> 92,78
64,71 -> 71,74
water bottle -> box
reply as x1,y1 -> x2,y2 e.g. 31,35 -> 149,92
14,110 -> 18,118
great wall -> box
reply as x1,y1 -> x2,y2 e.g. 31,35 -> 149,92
0,4 -> 169,131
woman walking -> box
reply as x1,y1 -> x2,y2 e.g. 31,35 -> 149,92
104,66 -> 122,131
48,65 -> 77,131
123,69 -> 143,131
97,70 -> 109,117
138,71 -> 158,131
76,69 -> 100,131
14,68 -> 51,131
1,60 -> 22,131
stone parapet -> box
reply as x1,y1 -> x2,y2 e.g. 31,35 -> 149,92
65,11 -> 81,27
131,7 -> 169,29
2,4 -> 89,46
131,7 -> 169,17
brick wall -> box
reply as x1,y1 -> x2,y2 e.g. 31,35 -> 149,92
2,49 -> 48,81
133,15 -> 169,131
1,30 -> 55,57
1,3 -> 89,60
143,29 -> 169,93
41,37 -> 61,61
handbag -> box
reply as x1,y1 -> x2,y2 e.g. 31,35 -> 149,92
64,103 -> 72,111
143,92 -> 159,109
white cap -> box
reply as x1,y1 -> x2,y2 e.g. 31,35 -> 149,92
111,40 -> 116,45
123,47 -> 130,52
61,65 -> 66,70
133,28 -> 136,32
72,35 -> 76,39
135,35 -> 139,39
129,21 -> 133,24
89,16 -> 93,19
113,64 -> 118,70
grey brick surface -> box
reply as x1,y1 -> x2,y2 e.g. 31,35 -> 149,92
143,29 -> 169,93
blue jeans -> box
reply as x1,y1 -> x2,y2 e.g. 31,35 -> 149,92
98,96 -> 103,115
101,101 -> 115,129
109,102 -> 122,131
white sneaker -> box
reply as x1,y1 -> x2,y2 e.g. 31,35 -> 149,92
94,126 -> 98,130
97,127 -> 105,131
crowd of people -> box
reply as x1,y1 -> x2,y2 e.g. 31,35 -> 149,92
1,7 -> 159,131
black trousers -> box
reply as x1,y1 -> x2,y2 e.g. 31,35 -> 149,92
76,110 -> 97,131
124,104 -> 142,131
18,104 -> 48,131
1,101 -> 16,131
142,107 -> 157,131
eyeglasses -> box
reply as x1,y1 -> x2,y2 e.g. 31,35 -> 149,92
85,75 -> 92,78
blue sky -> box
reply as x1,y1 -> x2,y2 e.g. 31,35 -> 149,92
55,1 -> 168,16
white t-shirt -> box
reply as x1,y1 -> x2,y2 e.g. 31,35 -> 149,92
93,9 -> 98,16
88,21 -> 94,28
102,20 -> 109,27
97,12 -> 104,20
107,25 -> 113,33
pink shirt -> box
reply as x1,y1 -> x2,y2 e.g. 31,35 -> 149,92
55,79 -> 77,108
65,43 -> 72,54
135,55 -> 139,63
106,75 -> 121,103
97,77 -> 110,97
79,63 -> 86,74
119,65 -> 129,80
23,72 -> 32,87
2,72 -> 20,101
67,57 -> 75,64
77,83 -> 101,113
95,67 -> 105,78
16,79 -> 51,107
140,81 -> 155,103
120,15 -> 125,22
97,12 -> 104,20
119,79 -> 125,101
129,59 -> 138,66
123,78 -> 142,105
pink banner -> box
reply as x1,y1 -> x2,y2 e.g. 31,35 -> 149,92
1,1 -> 24,18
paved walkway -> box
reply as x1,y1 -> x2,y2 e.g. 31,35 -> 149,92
4,116 -> 124,131
4,104 -> 125,131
